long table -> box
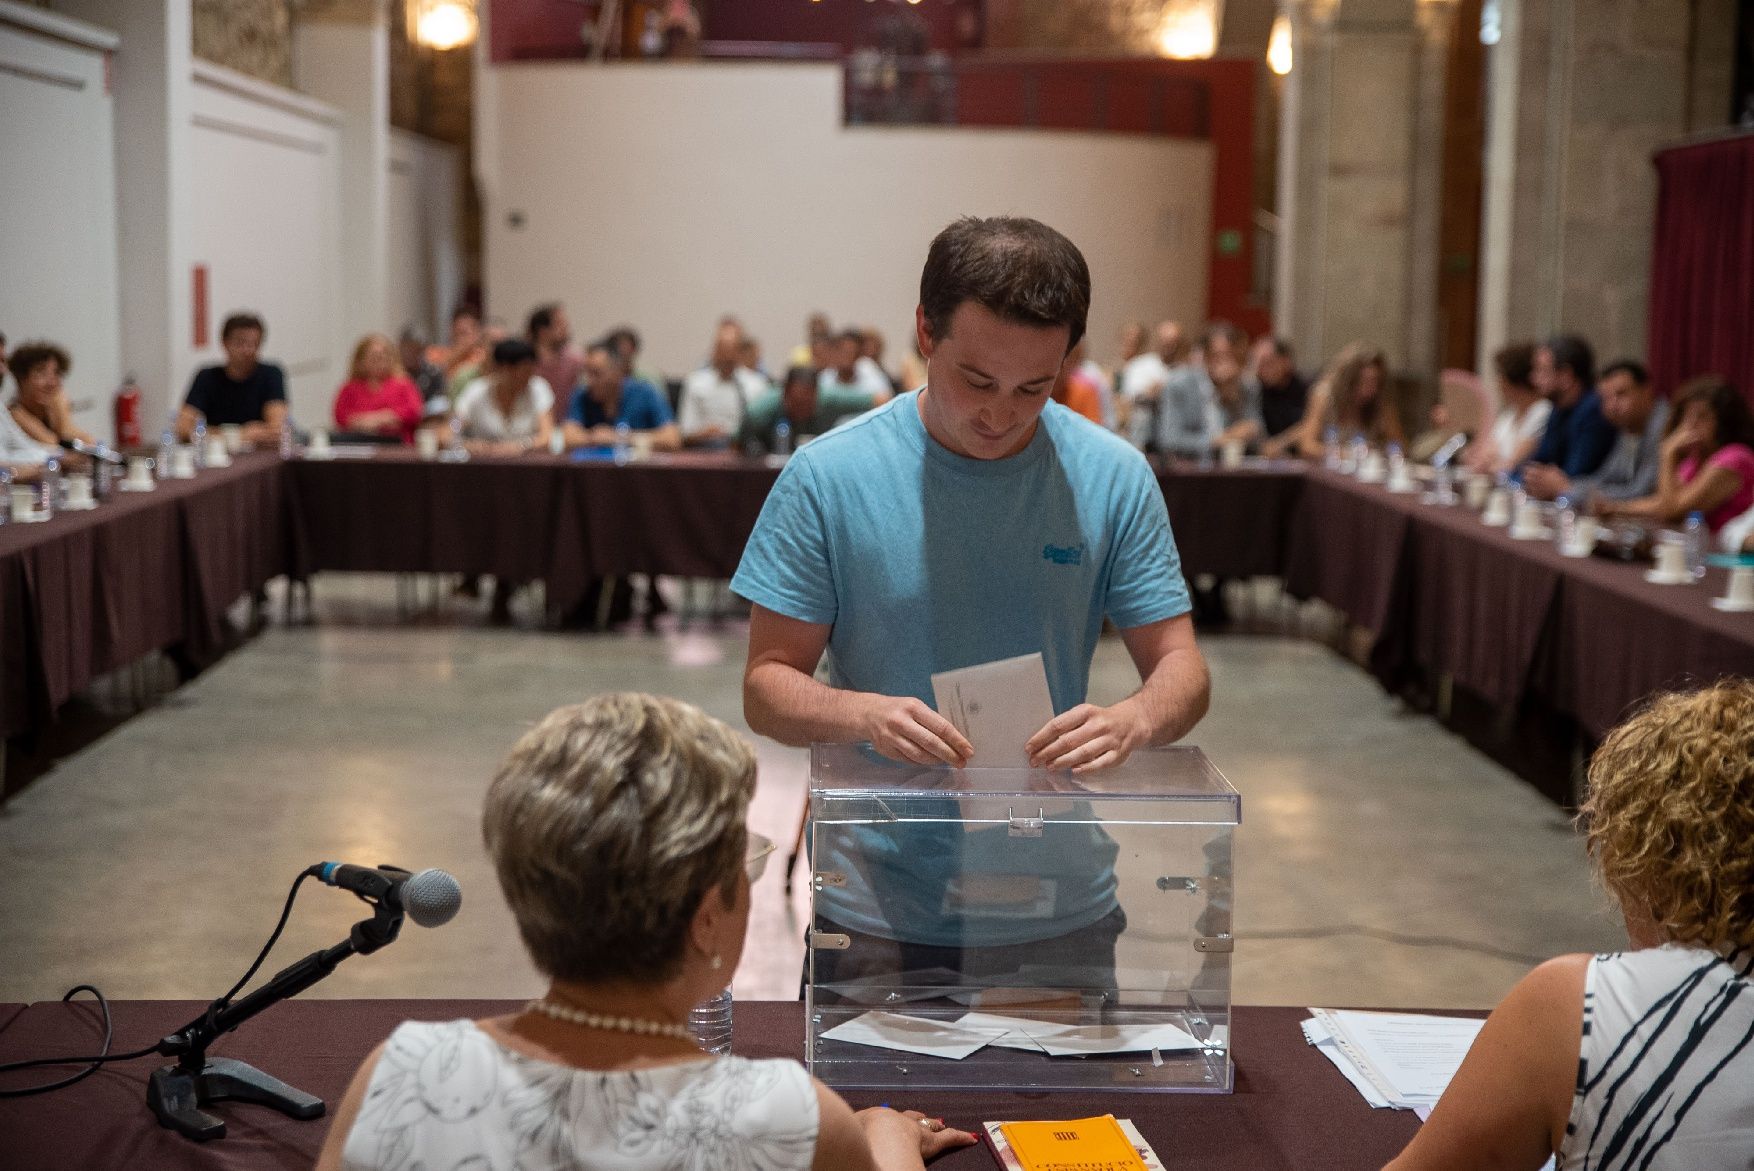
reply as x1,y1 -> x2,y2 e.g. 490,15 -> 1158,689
0,998 -> 1430,1170
4,452 -> 1751,759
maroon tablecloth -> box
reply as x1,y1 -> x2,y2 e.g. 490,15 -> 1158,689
0,998 -> 1431,1170
0,454 -> 292,739
1156,462 -> 1304,580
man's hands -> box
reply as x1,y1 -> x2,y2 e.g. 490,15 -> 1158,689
1522,463 -> 1570,500
1026,700 -> 1150,773
861,695 -> 972,767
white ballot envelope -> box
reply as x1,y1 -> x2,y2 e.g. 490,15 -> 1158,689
931,652 -> 1056,769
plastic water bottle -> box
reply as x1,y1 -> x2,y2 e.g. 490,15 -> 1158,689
613,421 -> 632,466
1555,495 -> 1576,551
1683,511 -> 1707,580
39,456 -> 60,517
278,419 -> 295,459
157,425 -> 175,481
192,419 -> 208,468
548,426 -> 565,455
1321,425 -> 1342,470
0,468 -> 12,525
688,989 -> 733,1055
773,419 -> 792,458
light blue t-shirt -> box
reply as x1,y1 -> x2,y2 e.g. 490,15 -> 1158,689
732,391 -> 1190,712
732,392 -> 1190,948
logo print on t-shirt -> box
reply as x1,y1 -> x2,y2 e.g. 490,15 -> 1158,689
1042,544 -> 1083,566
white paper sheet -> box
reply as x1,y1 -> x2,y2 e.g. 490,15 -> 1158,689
1307,1009 -> 1485,1107
1302,1017 -> 1392,1109
818,1011 -> 1008,1060
931,652 -> 1055,768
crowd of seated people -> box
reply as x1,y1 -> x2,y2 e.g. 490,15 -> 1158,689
6,296 -> 1752,556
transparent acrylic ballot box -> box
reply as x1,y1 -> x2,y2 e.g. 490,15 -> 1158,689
805,743 -> 1239,1094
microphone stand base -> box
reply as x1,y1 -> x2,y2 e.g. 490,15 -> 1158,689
148,1056 -> 325,1142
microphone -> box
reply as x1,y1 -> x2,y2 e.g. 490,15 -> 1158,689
311,863 -> 462,928
60,438 -> 127,465
1431,432 -> 1469,470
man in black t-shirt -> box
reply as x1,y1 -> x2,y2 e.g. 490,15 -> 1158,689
1253,335 -> 1309,444
177,312 -> 288,443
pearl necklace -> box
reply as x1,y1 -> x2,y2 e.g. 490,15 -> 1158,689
527,998 -> 696,1043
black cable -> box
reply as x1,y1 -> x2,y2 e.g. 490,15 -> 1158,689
0,871 -> 313,1098
203,870 -> 313,1035
0,986 -> 156,1098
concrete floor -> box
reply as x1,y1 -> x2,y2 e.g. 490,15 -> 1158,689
0,577 -> 1625,1011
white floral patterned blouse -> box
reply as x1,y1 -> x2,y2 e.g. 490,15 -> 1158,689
339,1019 -> 820,1171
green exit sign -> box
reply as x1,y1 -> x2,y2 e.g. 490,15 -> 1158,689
1215,228 -> 1243,257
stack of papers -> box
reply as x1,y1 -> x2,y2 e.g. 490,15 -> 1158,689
1302,1008 -> 1485,1116
820,1010 -> 1202,1060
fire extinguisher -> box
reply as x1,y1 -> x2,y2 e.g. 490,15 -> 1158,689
114,375 -> 143,449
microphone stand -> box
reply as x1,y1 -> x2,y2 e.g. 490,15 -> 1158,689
146,904 -> 403,1142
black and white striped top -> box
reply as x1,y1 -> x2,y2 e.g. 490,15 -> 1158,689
1561,944 -> 1754,1169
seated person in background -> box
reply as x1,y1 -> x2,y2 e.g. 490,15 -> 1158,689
1520,334 -> 1616,485
744,365 -> 879,452
0,388 -> 59,476
1050,339 -> 1106,425
450,338 -> 555,455
1263,342 -> 1405,460
1387,679 -> 1754,1171
861,327 -> 903,394
739,334 -> 769,381
1157,321 -> 1261,458
178,312 -> 288,444
332,333 -> 423,443
434,306 -> 488,403
316,693 -> 974,1171
398,327 -> 446,406
1251,335 -> 1308,445
1117,319 -> 1186,448
787,311 -> 833,369
819,329 -> 894,403
529,302 -> 584,418
1462,342 -> 1550,477
1600,374 -> 1754,536
1524,360 -> 1664,503
563,342 -> 681,452
680,323 -> 766,449
605,324 -> 665,391
7,341 -> 96,452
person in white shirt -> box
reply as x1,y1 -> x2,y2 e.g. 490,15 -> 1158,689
1117,320 -> 1187,448
1462,342 -> 1551,477
450,339 -> 556,455
315,694 -> 974,1171
680,324 -> 768,449
0,397 -> 56,475
819,330 -> 894,402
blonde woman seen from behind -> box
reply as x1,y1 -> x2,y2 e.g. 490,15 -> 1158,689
315,693 -> 975,1171
1386,679 -> 1754,1170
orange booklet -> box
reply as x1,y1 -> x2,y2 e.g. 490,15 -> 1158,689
993,1115 -> 1151,1171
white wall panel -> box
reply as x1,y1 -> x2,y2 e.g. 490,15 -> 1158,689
483,62 -> 1212,378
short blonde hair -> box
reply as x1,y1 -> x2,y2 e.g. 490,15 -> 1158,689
483,694 -> 756,983
1580,679 -> 1754,953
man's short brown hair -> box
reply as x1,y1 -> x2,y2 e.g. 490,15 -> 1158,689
221,312 -> 265,342
919,216 -> 1090,352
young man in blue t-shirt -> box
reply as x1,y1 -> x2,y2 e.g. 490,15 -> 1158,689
731,216 -> 1210,986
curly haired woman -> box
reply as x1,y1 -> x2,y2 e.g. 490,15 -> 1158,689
1387,679 -> 1754,1170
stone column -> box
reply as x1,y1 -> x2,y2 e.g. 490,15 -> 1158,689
1476,0 -> 1702,373
1273,0 -> 1453,384
55,0 -> 196,425
294,0 -> 392,348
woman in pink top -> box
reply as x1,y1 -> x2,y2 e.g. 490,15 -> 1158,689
1606,375 -> 1754,534
333,333 -> 424,443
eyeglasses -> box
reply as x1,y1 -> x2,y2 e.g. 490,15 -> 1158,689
745,832 -> 776,883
